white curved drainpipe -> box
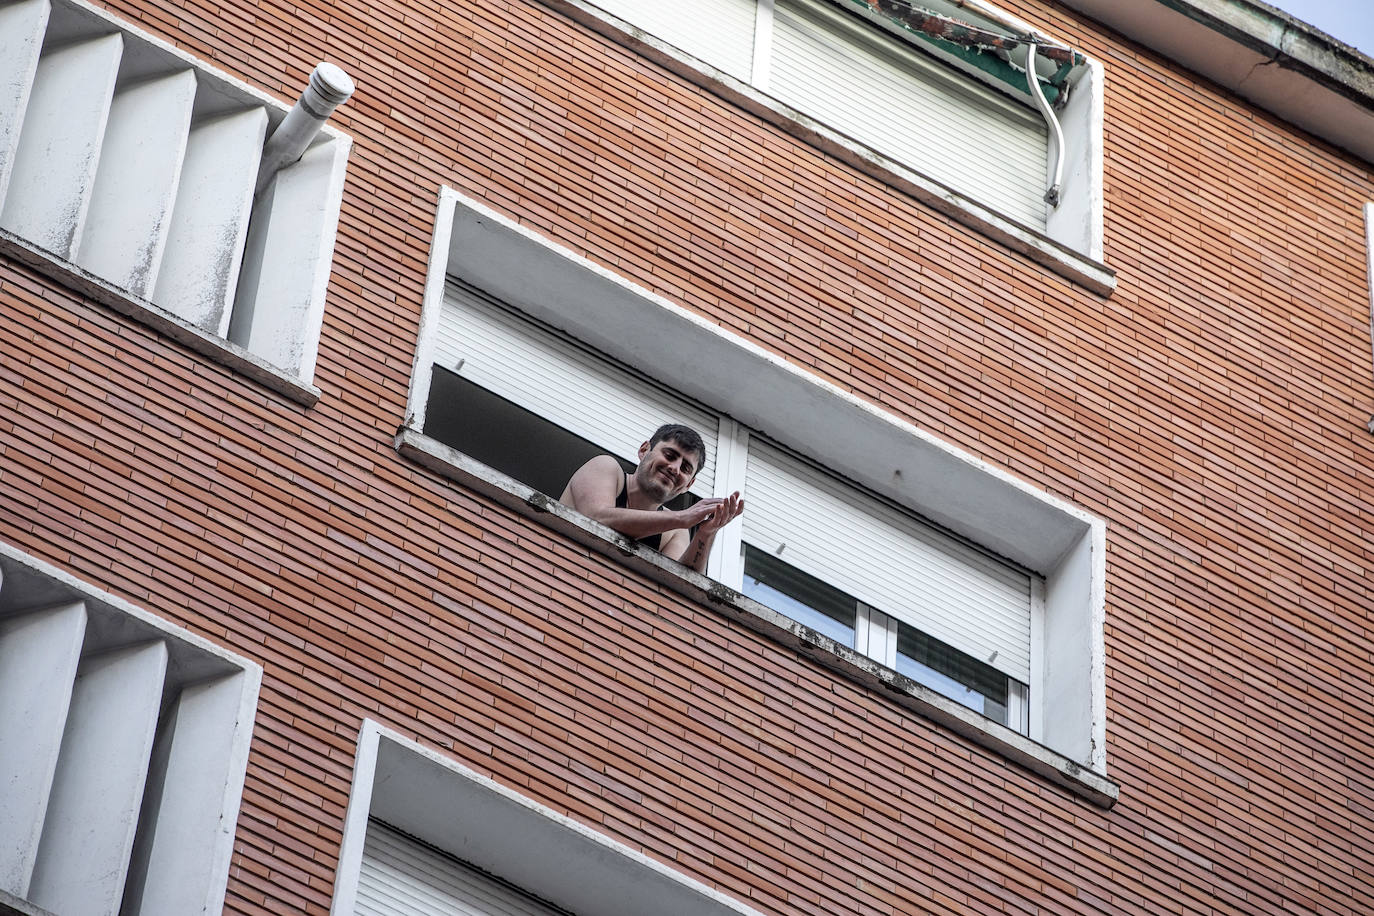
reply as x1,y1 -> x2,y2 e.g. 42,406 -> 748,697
1023,42 -> 1065,208
256,62 -> 354,195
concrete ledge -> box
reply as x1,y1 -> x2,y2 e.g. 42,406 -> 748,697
1061,0 -> 1374,164
397,428 -> 1120,809
0,230 -> 321,409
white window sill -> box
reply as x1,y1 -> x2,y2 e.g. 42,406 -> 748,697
1,229 -> 321,408
542,0 -> 1117,297
396,427 -> 1120,808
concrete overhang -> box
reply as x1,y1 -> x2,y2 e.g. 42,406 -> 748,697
1059,0 -> 1374,165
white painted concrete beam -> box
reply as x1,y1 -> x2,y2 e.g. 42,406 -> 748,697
75,69 -> 197,298
28,641 -> 168,916
0,33 -> 122,260
123,671 -> 249,916
229,138 -> 346,377
0,0 -> 51,215
151,106 -> 267,334
0,603 -> 87,899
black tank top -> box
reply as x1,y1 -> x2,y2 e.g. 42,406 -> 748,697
614,473 -> 662,551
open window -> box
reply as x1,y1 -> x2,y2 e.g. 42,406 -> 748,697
400,189 -> 1111,795
424,281 -> 717,508
418,272 -> 1037,731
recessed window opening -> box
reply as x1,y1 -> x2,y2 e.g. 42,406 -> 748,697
332,721 -> 774,914
401,191 -> 1112,787
426,280 -> 711,508
582,0 -> 1105,264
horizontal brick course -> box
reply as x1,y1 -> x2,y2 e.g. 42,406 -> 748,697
3,0 -> 1374,912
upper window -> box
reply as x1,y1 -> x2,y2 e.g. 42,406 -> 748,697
400,190 -> 1111,791
580,0 -> 1104,263
0,540 -> 261,916
0,0 -> 352,385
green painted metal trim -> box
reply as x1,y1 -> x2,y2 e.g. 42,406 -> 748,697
923,30 -> 1062,103
842,0 -> 1083,103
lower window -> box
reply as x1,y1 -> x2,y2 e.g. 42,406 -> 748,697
357,820 -> 568,916
332,721 -> 767,915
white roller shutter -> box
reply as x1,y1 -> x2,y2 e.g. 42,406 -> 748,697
742,440 -> 1031,683
435,282 -> 717,495
769,0 -> 1048,228
356,822 -> 563,916
589,0 -> 758,82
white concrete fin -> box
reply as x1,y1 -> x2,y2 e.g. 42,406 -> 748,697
0,31 -> 122,259
122,671 -> 246,915
28,640 -> 168,916
151,106 -> 267,334
0,602 -> 87,899
75,68 -> 197,298
229,138 -> 344,376
0,0 -> 52,214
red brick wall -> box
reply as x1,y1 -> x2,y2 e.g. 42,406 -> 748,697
1,0 -> 1372,912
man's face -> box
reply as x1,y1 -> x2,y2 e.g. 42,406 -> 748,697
634,437 -> 701,504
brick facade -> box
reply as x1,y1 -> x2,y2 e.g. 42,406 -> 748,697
1,0 -> 1371,912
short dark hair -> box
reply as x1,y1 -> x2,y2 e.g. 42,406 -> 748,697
649,423 -> 706,472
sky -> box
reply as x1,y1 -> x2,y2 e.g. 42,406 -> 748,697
1270,0 -> 1374,55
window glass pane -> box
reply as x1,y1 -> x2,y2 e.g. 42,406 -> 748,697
895,623 -> 1013,725
742,545 -> 856,647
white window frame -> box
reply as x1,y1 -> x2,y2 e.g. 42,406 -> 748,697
550,0 -> 1110,292
0,0 -> 352,403
330,720 -> 770,916
400,188 -> 1114,804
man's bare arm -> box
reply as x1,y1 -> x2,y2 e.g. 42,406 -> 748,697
561,455 -> 725,540
669,492 -> 744,573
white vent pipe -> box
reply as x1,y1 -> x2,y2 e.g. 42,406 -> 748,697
1024,43 -> 1064,207
256,62 -> 354,195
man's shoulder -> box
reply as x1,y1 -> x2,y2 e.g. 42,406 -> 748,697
576,454 -> 624,477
